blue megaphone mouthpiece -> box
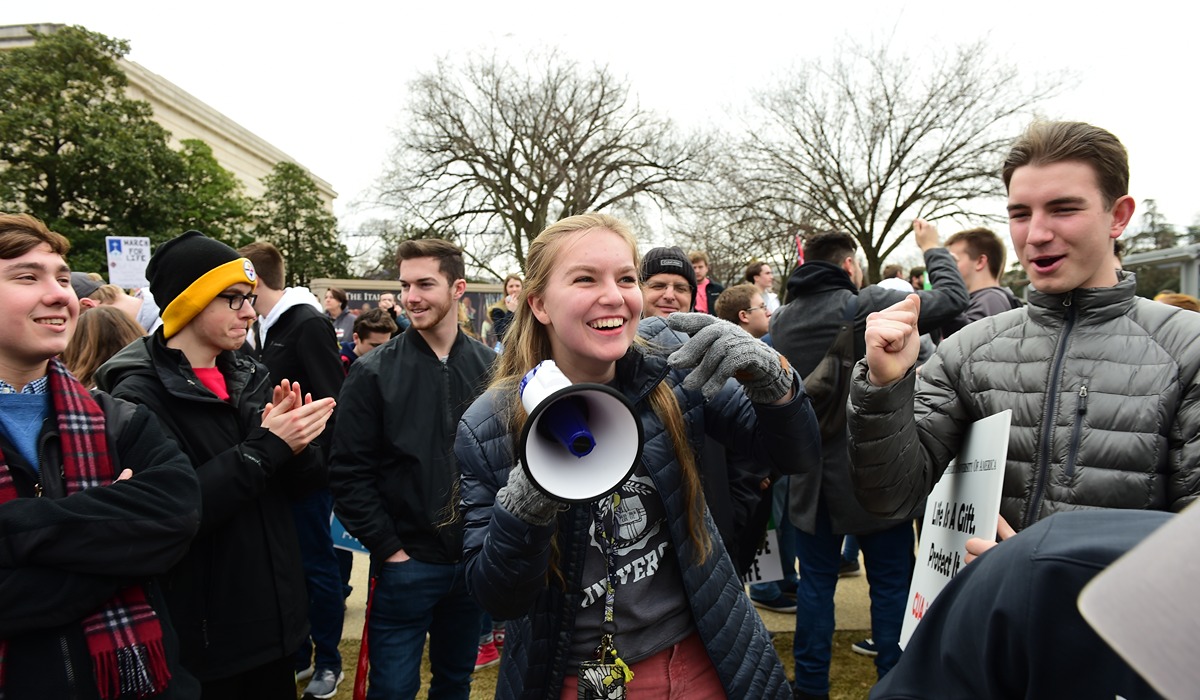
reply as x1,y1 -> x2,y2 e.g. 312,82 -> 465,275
536,395 -> 595,457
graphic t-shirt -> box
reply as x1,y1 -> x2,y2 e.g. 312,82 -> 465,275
568,464 -> 694,668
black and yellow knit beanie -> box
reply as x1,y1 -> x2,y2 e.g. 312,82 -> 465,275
148,230 -> 258,338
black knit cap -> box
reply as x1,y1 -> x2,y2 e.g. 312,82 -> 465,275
148,230 -> 258,338
640,246 -> 698,307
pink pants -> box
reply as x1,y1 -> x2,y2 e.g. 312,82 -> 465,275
559,631 -> 726,700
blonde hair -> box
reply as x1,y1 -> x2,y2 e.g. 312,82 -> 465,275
458,301 -> 479,339
491,213 -> 712,565
89,283 -> 126,304
63,306 -> 144,388
1154,293 -> 1200,312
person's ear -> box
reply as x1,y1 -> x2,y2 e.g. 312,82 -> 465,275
79,297 -> 100,309
451,278 -> 467,300
529,293 -> 551,325
1110,195 -> 1136,237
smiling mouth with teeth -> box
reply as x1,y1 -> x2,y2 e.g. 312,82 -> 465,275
589,318 -> 624,329
37,318 -> 66,326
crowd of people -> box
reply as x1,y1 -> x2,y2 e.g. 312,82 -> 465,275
0,118 -> 1196,700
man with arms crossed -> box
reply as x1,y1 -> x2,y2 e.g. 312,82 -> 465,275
849,121 -> 1200,567
0,214 -> 201,699
330,239 -> 494,700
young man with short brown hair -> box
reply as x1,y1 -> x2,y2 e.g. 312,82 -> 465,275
0,213 -> 202,699
330,238 -> 494,699
851,120 -> 1200,565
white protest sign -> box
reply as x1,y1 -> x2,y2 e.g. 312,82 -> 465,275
899,409 -> 1011,649
105,236 -> 151,287
741,527 -> 784,585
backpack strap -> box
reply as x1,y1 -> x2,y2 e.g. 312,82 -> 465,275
842,294 -> 859,323
801,293 -> 860,444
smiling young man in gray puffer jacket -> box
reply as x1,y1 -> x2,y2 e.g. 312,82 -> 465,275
849,121 -> 1200,568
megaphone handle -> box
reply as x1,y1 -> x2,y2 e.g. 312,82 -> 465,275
499,463 -> 564,526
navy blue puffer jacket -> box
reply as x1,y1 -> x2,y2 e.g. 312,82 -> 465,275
455,343 -> 820,699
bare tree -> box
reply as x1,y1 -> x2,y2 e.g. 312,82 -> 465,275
375,50 -> 711,278
739,39 -> 1061,281
671,146 -> 819,288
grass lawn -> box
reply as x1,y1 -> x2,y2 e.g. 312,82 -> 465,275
307,629 -> 879,699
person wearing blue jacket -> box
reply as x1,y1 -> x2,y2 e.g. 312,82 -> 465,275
454,213 -> 822,699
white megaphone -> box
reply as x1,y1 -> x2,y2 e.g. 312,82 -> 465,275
518,360 -> 643,502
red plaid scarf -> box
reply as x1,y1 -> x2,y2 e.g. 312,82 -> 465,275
0,359 -> 170,699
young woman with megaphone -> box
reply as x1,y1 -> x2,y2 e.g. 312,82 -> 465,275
455,213 -> 821,700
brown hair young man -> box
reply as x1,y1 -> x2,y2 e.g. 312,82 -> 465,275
0,214 -> 201,699
329,238 -> 495,699
937,226 -> 1023,337
850,122 -> 1200,581
238,241 -> 347,698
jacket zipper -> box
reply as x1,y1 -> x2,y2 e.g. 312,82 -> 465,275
1025,293 -> 1076,529
59,634 -> 79,699
442,361 -> 453,435
1064,383 -> 1089,479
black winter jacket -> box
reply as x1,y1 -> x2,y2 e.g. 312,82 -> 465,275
454,345 -> 821,699
770,248 -> 968,534
247,302 -> 343,461
330,327 -> 494,564
873,510 -> 1169,699
94,333 -> 321,681
0,394 -> 201,699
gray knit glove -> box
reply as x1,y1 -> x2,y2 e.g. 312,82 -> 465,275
666,312 -> 792,403
497,462 -> 563,526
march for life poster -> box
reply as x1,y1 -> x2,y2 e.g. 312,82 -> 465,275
899,410 -> 1011,649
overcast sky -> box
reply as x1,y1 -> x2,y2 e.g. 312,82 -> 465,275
9,1 -> 1200,239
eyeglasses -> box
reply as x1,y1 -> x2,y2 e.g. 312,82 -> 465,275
646,281 -> 693,296
215,292 -> 258,310
745,304 -> 768,313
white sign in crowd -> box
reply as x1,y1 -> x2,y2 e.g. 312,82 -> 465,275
105,236 -> 152,288
900,410 -> 1011,649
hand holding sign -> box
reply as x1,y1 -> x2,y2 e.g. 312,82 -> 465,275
964,514 -> 1016,564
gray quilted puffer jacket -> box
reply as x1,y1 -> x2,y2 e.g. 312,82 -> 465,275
848,272 -> 1200,530
454,344 -> 820,699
